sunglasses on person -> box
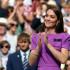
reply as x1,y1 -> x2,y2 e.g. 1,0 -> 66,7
10,23 -> 18,27
4,45 -> 10,49
0,45 -> 10,49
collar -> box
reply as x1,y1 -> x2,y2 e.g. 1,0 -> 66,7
20,49 -> 30,57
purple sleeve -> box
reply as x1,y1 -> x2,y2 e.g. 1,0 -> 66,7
65,36 -> 70,50
62,34 -> 70,50
30,34 -> 38,50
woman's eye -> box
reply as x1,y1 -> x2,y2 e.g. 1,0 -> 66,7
50,15 -> 55,18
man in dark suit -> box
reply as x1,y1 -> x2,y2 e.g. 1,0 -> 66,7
7,32 -> 36,70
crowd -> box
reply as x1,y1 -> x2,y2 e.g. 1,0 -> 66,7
0,0 -> 70,70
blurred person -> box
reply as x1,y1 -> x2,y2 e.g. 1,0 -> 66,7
0,18 -> 8,42
8,0 -> 25,35
23,0 -> 34,36
41,2 -> 48,16
31,2 -> 48,33
31,3 -> 44,33
29,5 -> 69,70
0,40 -> 10,70
8,0 -> 34,36
6,20 -> 18,54
41,2 -> 48,23
0,0 -> 9,18
61,2 -> 70,17
61,2 -> 70,34
7,32 -> 34,70
32,0 -> 41,13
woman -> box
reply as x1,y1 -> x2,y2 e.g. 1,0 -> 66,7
29,6 -> 69,70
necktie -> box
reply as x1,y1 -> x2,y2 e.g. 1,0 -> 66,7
23,52 -> 28,70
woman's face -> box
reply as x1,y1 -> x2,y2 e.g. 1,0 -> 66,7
44,9 -> 58,29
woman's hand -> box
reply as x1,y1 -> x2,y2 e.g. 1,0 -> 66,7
41,32 -> 48,46
37,33 -> 42,50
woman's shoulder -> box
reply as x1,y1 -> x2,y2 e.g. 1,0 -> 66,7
50,32 -> 69,37
55,33 -> 70,41
47,32 -> 70,40
58,33 -> 69,37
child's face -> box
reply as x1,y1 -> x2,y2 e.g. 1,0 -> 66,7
1,43 -> 9,55
18,38 -> 29,51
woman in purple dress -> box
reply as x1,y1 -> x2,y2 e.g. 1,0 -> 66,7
29,6 -> 69,70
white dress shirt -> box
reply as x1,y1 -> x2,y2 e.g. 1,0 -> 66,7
20,50 -> 30,62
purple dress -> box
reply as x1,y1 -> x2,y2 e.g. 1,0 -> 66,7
68,35 -> 70,51
31,33 -> 69,70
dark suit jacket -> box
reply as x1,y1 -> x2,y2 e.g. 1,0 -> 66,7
7,51 -> 34,70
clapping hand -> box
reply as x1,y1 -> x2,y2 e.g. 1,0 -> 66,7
41,32 -> 48,46
37,33 -> 42,49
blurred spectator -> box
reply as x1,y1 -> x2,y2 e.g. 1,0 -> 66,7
31,2 -> 48,33
6,20 -> 18,54
0,40 -> 10,70
61,2 -> 70,34
0,18 -> 8,42
41,2 -> 48,23
8,0 -> 34,36
61,2 -> 70,17
31,3 -> 42,33
0,0 -> 9,18
23,0 -> 34,36
8,0 -> 25,35
32,0 -> 41,13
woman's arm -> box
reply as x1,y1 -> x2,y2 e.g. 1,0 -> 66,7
47,43 -> 68,63
29,46 -> 40,65
29,34 -> 42,65
44,33 -> 69,64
